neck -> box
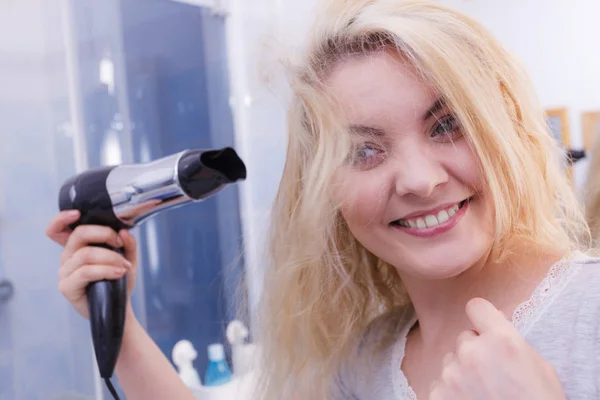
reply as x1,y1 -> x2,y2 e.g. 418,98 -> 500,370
398,247 -> 564,349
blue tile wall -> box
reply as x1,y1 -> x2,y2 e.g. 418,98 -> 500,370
9,286 -> 69,351
0,306 -> 12,358
1,218 -> 64,291
0,1 -> 99,399
15,342 -> 72,400
0,356 -> 15,400
0,115 -> 97,398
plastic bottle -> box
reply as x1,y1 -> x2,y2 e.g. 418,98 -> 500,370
204,343 -> 233,387
171,340 -> 203,390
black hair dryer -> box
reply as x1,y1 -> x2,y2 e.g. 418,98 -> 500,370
58,147 -> 246,396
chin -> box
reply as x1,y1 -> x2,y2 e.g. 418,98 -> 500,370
407,250 -> 482,279
399,201 -> 492,279
384,235 -> 491,281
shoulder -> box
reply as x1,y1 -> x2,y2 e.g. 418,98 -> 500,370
543,251 -> 600,313
536,251 -> 600,337
563,251 -> 600,299
531,252 -> 600,397
571,250 -> 600,269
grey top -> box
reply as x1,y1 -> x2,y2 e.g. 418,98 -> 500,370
333,252 -> 600,399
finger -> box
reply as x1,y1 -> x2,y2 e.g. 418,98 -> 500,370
441,352 -> 455,368
62,225 -> 124,263
119,230 -> 138,267
429,380 -> 444,400
59,265 -> 128,299
59,246 -> 133,279
430,369 -> 462,400
456,329 -> 478,349
465,297 -> 513,334
46,210 -> 81,246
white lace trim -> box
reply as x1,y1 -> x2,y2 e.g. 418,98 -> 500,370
391,314 -> 418,400
511,253 -> 582,335
391,253 -> 582,399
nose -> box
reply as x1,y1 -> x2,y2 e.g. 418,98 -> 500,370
393,145 -> 448,198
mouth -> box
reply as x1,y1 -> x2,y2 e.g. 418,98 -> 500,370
391,197 -> 472,229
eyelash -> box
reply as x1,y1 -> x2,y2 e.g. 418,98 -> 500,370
431,114 -> 461,140
351,142 -> 385,168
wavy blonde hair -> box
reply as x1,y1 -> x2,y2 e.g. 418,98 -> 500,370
253,1 -> 590,398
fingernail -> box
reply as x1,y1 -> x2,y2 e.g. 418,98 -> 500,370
67,210 -> 80,217
116,236 -> 124,247
115,267 -> 126,274
124,260 -> 133,268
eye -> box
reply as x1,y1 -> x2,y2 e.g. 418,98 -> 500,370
350,142 -> 385,169
431,115 -> 462,141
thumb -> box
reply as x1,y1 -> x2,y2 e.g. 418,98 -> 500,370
465,297 -> 513,334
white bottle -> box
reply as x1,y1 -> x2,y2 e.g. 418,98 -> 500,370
226,320 -> 256,377
172,339 -> 203,390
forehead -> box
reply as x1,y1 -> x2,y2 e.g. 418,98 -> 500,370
325,52 -> 440,126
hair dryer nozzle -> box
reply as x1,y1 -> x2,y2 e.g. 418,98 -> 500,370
177,147 -> 247,200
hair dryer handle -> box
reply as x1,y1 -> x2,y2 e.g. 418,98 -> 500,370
87,243 -> 128,379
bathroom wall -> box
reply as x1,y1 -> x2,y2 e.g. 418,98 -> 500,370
0,0 -> 98,398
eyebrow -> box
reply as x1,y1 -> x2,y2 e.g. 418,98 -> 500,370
348,97 -> 447,137
422,98 -> 446,121
348,124 -> 386,137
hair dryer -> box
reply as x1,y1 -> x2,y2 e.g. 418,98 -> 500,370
57,147 -> 246,398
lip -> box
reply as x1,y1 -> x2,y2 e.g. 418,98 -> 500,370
390,199 -> 470,238
396,200 -> 466,221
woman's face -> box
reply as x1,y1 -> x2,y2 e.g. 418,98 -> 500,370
328,52 -> 493,279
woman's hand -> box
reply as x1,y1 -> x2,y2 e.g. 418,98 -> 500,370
45,210 -> 138,319
429,298 -> 566,400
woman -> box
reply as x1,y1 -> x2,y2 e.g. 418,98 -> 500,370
46,1 -> 600,399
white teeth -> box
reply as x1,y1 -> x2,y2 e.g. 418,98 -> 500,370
396,202 -> 463,229
437,210 -> 449,223
425,215 -> 438,227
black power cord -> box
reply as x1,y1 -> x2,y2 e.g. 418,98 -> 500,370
105,378 -> 122,400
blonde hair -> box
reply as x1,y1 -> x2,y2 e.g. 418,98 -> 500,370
254,1 -> 590,398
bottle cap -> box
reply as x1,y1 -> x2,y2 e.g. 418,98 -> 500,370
207,343 -> 225,361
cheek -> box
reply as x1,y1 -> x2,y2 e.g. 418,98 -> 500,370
446,143 -> 495,225
445,143 -> 484,190
336,172 -> 389,228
